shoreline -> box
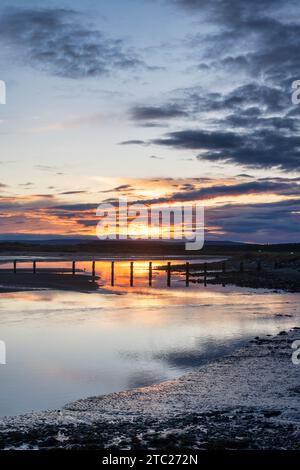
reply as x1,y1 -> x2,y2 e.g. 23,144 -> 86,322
171,257 -> 300,293
1,328 -> 300,450
1,254 -> 299,294
0,272 -> 101,293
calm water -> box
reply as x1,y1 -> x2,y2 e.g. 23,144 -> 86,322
0,259 -> 299,417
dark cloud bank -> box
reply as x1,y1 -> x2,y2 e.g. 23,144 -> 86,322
128,0 -> 300,172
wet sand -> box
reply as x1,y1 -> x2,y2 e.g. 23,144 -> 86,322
0,271 -> 100,293
1,328 -> 300,450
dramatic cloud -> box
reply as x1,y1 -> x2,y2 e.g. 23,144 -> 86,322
0,175 -> 299,242
184,0 -> 300,91
0,1 -> 299,243
207,199 -> 300,243
126,80 -> 300,167
134,80 -> 300,170
121,0 -> 300,171
0,8 -> 144,78
128,178 -> 300,205
152,127 -> 300,171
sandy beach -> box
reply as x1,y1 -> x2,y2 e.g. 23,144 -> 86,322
0,328 -> 299,450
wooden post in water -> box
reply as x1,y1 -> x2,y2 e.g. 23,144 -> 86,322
167,262 -> 171,287
111,261 -> 115,286
13,260 -> 17,274
185,262 -> 190,287
222,261 -> 226,273
33,260 -> 36,274
149,262 -> 152,286
72,261 -> 76,275
130,262 -> 134,287
204,262 -> 207,276
240,261 -> 244,273
92,261 -> 96,278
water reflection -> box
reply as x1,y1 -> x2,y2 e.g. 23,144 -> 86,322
0,258 -> 225,289
0,272 -> 299,417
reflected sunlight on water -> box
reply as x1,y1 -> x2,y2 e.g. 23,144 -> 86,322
0,259 -> 299,417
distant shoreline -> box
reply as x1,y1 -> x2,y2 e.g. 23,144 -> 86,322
0,253 -> 224,263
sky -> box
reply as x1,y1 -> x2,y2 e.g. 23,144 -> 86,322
0,0 -> 299,243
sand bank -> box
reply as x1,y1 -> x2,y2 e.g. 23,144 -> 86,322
0,271 -> 100,293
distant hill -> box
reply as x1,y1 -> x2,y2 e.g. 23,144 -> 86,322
0,234 -> 245,246
0,237 -> 299,255
0,234 -> 95,244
